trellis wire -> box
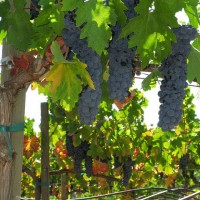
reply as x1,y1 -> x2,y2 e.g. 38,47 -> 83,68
71,187 -> 194,200
179,190 -> 200,200
20,187 -> 200,200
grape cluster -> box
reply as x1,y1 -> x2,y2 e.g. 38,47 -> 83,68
123,0 -> 138,19
66,134 -> 74,157
107,0 -> 137,102
114,156 -> 122,168
158,25 -> 196,131
114,156 -> 134,186
122,157 -> 134,186
30,0 -> 40,19
179,153 -> 189,177
73,141 -> 89,173
66,133 -> 93,176
85,155 -> 93,177
62,13 -> 102,125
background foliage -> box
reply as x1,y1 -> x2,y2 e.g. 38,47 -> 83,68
21,88 -> 200,199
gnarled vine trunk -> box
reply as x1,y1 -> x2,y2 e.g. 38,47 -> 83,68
0,42 -> 45,199
0,89 -> 26,200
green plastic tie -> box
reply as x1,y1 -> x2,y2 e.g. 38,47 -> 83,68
0,122 -> 24,158
36,182 -> 51,187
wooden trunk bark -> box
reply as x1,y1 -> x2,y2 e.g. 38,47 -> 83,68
0,90 -> 15,200
0,89 -> 26,200
0,44 -> 27,200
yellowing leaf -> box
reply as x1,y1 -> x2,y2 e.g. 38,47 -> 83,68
45,59 -> 94,111
165,174 -> 176,187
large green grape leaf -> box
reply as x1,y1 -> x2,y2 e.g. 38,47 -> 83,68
75,0 -> 117,55
13,0 -> 26,10
34,5 -> 65,35
185,4 -> 200,28
187,46 -> 200,84
30,26 -> 56,55
184,0 -> 199,28
155,0 -> 199,32
120,0 -> 178,67
61,0 -> 81,11
109,0 -> 127,27
45,41 -> 95,111
6,11 -> 34,51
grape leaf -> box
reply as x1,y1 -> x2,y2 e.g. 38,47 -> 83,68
142,69 -> 162,91
109,0 -> 127,27
185,4 -> 200,28
45,60 -> 94,111
187,46 -> 200,84
6,11 -> 34,51
49,7 -> 65,35
120,0 -> 178,67
61,0 -> 81,11
0,0 -> 9,36
159,0 -> 199,28
30,26 -> 56,56
192,38 -> 200,51
184,0 -> 199,28
45,41 -> 95,111
0,30 -> 6,44
50,41 -> 67,63
165,174 -> 176,187
38,0 -> 54,6
75,0 -> 117,55
13,0 -> 26,10
23,136 -> 40,159
34,5 -> 65,35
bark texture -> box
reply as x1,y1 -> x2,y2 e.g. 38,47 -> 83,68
0,45 -> 47,199
0,90 -> 15,200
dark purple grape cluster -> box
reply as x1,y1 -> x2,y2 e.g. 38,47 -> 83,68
122,157 -> 135,186
158,25 -> 197,131
107,0 -> 137,102
179,153 -> 189,177
66,134 -> 93,175
62,13 -> 102,125
30,0 -> 40,19
66,134 -> 74,157
85,155 -> 93,177
114,156 -> 122,168
73,141 -> 89,173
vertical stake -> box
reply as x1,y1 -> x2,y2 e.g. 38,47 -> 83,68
41,102 -> 50,200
